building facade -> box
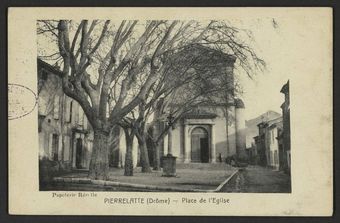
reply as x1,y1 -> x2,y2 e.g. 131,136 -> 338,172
38,59 -> 93,170
265,118 -> 283,170
154,101 -> 246,164
245,110 -> 281,164
251,80 -> 291,172
254,117 -> 283,170
280,80 -> 291,174
147,45 -> 247,164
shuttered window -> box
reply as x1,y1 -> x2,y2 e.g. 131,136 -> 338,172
64,136 -> 70,161
83,115 -> 88,129
53,96 -> 60,119
52,134 -> 59,161
78,105 -> 84,126
48,133 -> 53,159
65,99 -> 73,123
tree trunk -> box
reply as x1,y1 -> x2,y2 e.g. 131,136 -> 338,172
109,126 -> 120,167
151,126 -> 160,170
153,142 -> 161,170
138,137 -> 152,173
88,129 -> 110,180
124,130 -> 134,176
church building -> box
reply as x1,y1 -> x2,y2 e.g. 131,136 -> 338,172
162,98 -> 246,163
117,45 -> 247,166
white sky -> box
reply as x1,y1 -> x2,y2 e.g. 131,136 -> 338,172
234,18 -> 291,121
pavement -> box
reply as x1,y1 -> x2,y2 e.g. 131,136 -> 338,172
220,165 -> 291,193
43,163 -> 238,192
42,164 -> 291,193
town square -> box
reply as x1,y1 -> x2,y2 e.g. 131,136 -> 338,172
37,19 -> 291,193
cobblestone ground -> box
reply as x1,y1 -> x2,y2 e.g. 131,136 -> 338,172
221,165 -> 291,193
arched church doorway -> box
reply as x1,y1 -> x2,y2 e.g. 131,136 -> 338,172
191,127 -> 209,163
76,138 -> 83,169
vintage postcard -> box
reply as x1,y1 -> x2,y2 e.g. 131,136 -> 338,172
8,7 -> 332,216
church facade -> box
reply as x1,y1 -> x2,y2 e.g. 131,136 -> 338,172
118,45 -> 247,165
112,102 -> 246,168
114,100 -> 246,167
156,101 -> 246,164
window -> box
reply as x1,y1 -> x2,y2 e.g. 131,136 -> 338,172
65,100 -> 73,123
53,96 -> 60,119
63,136 -> 70,161
78,105 -> 84,126
267,132 -> 271,145
52,134 -> 59,161
83,115 -> 88,129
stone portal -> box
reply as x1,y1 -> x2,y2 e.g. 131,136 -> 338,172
191,127 -> 209,163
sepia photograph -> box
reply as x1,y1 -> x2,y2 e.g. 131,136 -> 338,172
37,19 -> 291,193
8,7 -> 332,216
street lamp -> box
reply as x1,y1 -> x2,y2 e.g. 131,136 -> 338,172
161,112 -> 177,177
166,113 -> 175,155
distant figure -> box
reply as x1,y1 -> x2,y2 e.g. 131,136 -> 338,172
218,153 -> 222,163
231,159 -> 236,167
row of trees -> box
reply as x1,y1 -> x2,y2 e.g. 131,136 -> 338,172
37,20 -> 265,180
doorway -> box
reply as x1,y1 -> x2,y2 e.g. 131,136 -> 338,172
76,138 -> 83,169
52,134 -> 59,161
191,127 -> 209,163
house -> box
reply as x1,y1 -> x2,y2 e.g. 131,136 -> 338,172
280,80 -> 291,174
254,122 -> 267,166
245,110 -> 281,164
38,59 -> 139,170
251,80 -> 290,172
254,117 -> 283,170
265,117 -> 283,170
38,59 -> 93,170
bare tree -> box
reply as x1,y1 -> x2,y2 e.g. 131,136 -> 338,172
105,21 -> 218,174
119,120 -> 136,176
120,44 -> 244,171
38,19 -> 265,180
148,46 -> 238,169
55,20 -> 203,179
114,43 -> 213,173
